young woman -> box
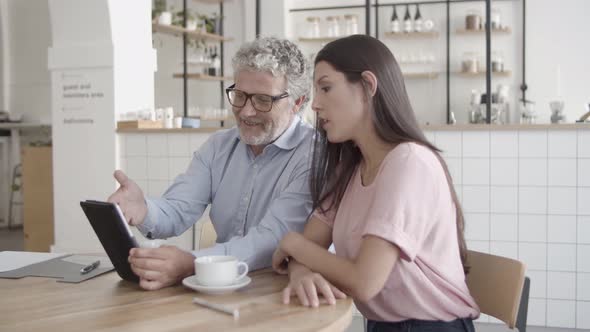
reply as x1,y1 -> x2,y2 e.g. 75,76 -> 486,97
272,35 -> 480,332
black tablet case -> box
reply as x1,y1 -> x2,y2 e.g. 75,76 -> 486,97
80,200 -> 139,283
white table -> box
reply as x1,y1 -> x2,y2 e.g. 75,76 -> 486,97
0,122 -> 50,226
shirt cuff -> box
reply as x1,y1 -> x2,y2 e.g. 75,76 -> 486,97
136,198 -> 158,238
193,244 -> 226,258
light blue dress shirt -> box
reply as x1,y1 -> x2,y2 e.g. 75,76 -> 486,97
138,116 -> 314,270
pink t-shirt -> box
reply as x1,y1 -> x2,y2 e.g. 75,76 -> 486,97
314,142 -> 480,322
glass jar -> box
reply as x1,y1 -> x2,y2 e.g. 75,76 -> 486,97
461,52 -> 479,73
343,14 -> 359,35
465,9 -> 481,30
490,8 -> 501,30
306,17 -> 321,38
326,16 -> 340,38
491,51 -> 504,72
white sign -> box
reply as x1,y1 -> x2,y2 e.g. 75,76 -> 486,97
54,69 -> 111,125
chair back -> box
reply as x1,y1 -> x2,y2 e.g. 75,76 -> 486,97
198,219 -> 217,250
465,250 -> 526,329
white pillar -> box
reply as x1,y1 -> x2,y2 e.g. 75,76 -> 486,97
48,0 -> 156,253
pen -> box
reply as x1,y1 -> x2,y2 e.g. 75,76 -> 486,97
80,260 -> 101,274
192,297 -> 239,320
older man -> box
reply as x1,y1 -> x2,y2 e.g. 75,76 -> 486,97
108,37 -> 313,290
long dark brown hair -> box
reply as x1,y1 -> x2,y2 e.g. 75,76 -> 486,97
311,35 -> 469,273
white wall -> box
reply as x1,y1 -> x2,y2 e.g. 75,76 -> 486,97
3,0 -> 52,123
118,131 -> 212,250
0,0 -> 8,111
424,127 -> 590,329
49,0 -> 156,253
527,0 -> 590,123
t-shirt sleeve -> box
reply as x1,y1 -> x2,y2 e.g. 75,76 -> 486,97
361,146 -> 444,262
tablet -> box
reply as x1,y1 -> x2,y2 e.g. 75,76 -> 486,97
80,200 -> 139,282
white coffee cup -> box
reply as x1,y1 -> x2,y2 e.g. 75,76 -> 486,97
173,116 -> 183,128
140,239 -> 167,249
194,255 -> 248,287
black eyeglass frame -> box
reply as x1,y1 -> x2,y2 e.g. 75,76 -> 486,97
225,84 -> 290,113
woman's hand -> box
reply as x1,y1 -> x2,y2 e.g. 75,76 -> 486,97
283,262 -> 347,307
272,247 -> 290,275
272,232 -> 303,274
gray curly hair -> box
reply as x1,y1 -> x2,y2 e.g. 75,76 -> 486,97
232,36 -> 311,110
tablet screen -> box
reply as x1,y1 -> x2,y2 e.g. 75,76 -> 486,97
80,200 -> 139,282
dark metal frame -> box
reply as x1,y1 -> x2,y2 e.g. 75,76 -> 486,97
180,0 -> 228,117
180,0 -> 230,248
256,0 -> 261,36
183,0 -> 188,117
289,0 -> 525,125
520,0 -> 527,103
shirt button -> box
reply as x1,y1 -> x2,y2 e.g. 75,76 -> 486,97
243,196 -> 248,202
253,164 -> 258,169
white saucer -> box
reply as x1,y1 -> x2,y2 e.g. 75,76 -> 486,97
182,275 -> 252,295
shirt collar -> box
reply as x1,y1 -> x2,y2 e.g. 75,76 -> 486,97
271,115 -> 308,150
233,115 -> 310,151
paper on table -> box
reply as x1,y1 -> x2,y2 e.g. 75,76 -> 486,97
0,251 -> 68,272
61,255 -> 114,269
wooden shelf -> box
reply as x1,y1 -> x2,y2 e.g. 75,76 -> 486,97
456,70 -> 512,77
455,27 -> 511,35
173,73 -> 233,81
152,23 -> 233,42
384,31 -> 439,38
403,72 -> 440,79
298,36 -> 340,42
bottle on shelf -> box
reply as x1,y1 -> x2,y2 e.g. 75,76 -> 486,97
326,16 -> 340,38
390,6 -> 400,33
491,51 -> 504,72
208,46 -> 220,77
403,4 -> 412,33
344,14 -> 359,35
490,8 -> 502,30
465,9 -> 482,30
202,47 -> 211,75
414,5 -> 423,32
461,52 -> 479,73
306,16 -> 321,38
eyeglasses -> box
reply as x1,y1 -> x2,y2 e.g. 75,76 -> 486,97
225,84 -> 290,113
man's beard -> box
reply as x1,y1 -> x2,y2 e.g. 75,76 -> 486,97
239,121 -> 275,145
238,115 -> 290,146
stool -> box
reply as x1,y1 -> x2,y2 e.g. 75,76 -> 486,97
0,136 -> 10,226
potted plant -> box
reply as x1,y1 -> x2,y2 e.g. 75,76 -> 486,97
199,12 -> 223,34
173,8 -> 198,31
152,0 -> 167,21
